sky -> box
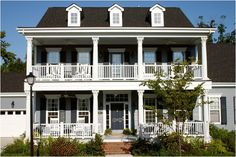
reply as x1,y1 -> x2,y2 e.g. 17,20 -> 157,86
1,0 -> 235,61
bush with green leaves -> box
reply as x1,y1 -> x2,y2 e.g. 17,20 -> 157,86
48,137 -> 79,156
123,128 -> 132,135
104,128 -> 112,135
1,138 -> 30,156
210,124 -> 235,152
85,134 -> 105,156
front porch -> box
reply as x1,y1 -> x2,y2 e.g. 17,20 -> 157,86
31,90 -> 209,140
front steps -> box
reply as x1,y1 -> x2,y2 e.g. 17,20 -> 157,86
102,142 -> 132,154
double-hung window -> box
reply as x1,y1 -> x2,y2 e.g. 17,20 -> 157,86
171,48 -> 186,63
144,51 -> 156,64
113,13 -> 120,24
77,96 -> 90,123
144,97 -> 156,123
154,13 -> 161,25
71,13 -> 78,24
76,48 -> 91,64
46,48 -> 61,64
209,96 -> 221,123
47,98 -> 59,124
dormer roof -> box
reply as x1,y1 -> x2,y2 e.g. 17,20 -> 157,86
66,3 -> 82,11
149,4 -> 166,12
108,4 -> 124,12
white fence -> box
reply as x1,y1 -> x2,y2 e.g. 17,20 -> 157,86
32,64 -> 202,80
0,111 -> 26,137
140,122 -> 204,139
33,123 -> 102,139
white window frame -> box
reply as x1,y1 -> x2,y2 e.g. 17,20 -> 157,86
144,95 -> 157,124
45,95 -> 60,124
76,48 -> 91,65
76,95 -> 91,123
208,95 -> 221,124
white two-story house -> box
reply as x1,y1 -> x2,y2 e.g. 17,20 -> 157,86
17,3 -> 216,142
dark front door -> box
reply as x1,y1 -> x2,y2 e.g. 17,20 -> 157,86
111,103 -> 124,130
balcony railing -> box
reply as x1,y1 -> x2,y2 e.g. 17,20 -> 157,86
33,122 -> 102,139
32,64 -> 202,81
139,121 -> 204,139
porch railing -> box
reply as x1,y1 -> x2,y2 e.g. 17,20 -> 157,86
32,64 -> 202,80
143,64 -> 202,79
98,64 -> 138,79
33,123 -> 102,139
140,122 -> 204,139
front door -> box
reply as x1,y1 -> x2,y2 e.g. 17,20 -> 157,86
111,103 -> 124,130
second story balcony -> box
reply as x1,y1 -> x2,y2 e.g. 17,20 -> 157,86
32,63 -> 202,81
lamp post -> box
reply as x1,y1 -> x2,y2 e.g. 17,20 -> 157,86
26,72 -> 35,156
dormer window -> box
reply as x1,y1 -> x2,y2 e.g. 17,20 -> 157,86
71,13 -> 78,24
66,4 -> 82,27
113,13 -> 120,24
108,4 -> 124,27
149,4 -> 165,27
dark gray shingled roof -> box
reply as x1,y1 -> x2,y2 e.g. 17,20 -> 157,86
1,72 -> 25,92
36,7 -> 194,27
207,43 -> 235,82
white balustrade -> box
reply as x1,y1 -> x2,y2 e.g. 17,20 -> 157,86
98,64 -> 138,79
33,123 -> 101,139
32,64 -> 202,80
140,121 -> 204,139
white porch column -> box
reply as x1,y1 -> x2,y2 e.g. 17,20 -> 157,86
25,90 -> 31,139
138,90 -> 144,125
203,90 -> 210,143
92,90 -> 99,134
26,37 -> 33,74
201,37 -> 208,80
195,45 -> 198,63
92,37 -> 99,80
137,37 -> 144,80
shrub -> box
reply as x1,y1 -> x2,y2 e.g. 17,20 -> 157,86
85,134 -> 104,156
123,128 -> 132,135
210,124 -> 235,152
48,137 -> 79,156
131,129 -> 137,136
1,138 -> 30,156
159,132 -> 191,155
131,138 -> 161,156
104,128 -> 112,135
206,139 -> 227,155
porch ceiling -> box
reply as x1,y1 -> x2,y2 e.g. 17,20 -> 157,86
35,37 -> 200,45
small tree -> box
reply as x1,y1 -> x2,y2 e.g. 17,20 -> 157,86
142,61 -> 205,155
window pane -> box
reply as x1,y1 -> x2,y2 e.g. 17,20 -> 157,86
210,111 -> 220,123
78,52 -> 90,64
173,51 -> 184,63
210,97 -> 220,110
146,111 -> 155,123
71,13 -> 77,24
47,52 -> 60,64
144,51 -> 156,63
154,13 -> 161,24
113,13 -> 120,24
